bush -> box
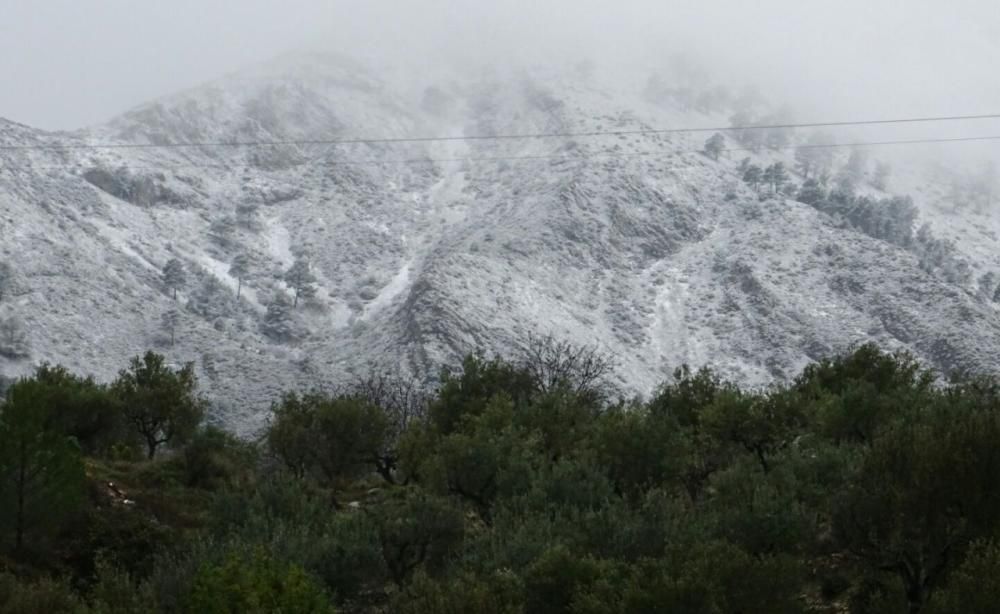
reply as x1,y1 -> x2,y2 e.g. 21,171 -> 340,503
265,393 -> 389,489
523,545 -> 610,614
185,548 -> 334,613
60,503 -> 178,584
925,540 -> 1000,614
374,489 -> 464,585
0,572 -> 87,614
305,513 -> 387,603
391,569 -> 524,614
87,561 -> 157,614
183,426 -> 257,490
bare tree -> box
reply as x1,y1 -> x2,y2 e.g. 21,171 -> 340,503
519,333 -> 616,401
341,370 -> 429,484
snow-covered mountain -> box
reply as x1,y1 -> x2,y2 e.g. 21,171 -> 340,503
4,51 -> 1000,434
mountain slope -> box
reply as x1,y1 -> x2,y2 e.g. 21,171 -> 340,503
3,52 -> 999,433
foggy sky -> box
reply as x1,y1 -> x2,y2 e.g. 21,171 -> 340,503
2,0 -> 1000,132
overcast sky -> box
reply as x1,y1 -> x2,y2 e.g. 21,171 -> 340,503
2,0 -> 1000,131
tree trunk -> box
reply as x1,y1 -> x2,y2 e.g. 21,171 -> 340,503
15,441 -> 26,551
237,278 -> 242,300
907,589 -> 926,614
146,438 -> 158,460
375,457 -> 397,485
903,566 -> 929,614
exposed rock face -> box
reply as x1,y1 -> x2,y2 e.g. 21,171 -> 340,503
3,51 -> 1000,434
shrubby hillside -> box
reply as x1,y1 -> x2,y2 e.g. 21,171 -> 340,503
1,340 -> 999,613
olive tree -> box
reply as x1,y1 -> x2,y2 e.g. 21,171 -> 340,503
112,352 -> 204,459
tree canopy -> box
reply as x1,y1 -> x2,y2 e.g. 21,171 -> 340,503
111,351 -> 204,459
0,341 -> 999,614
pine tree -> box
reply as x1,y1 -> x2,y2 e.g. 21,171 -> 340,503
742,164 -> 763,193
209,215 -> 237,248
762,107 -> 794,151
0,262 -> 12,303
763,162 -> 788,195
161,308 -> 180,347
284,258 -> 318,308
973,161 -> 997,211
795,179 -> 826,205
0,315 -> 29,358
729,111 -> 764,152
794,132 -> 835,179
186,275 -> 232,320
0,379 -> 86,552
872,161 -> 892,190
236,203 -> 260,230
833,168 -> 857,199
845,146 -> 868,184
162,258 -> 187,300
262,292 -> 296,341
703,133 -> 725,161
229,253 -> 251,300
979,272 -> 997,301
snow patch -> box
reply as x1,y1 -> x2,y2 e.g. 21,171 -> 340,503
362,259 -> 414,319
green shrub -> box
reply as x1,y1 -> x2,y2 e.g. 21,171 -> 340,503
925,540 -> 1000,614
305,513 -> 387,603
185,547 -> 334,614
374,489 -> 464,585
183,426 -> 257,490
87,561 -> 157,614
390,569 -> 524,614
61,502 -> 178,584
522,545 -> 611,614
0,572 -> 88,614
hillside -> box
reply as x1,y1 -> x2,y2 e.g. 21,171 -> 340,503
3,51 -> 1000,433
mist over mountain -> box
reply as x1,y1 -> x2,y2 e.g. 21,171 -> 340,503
3,48 -> 1000,433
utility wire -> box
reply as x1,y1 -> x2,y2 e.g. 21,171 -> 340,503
4,133 -> 1000,173
2,113 -> 1000,152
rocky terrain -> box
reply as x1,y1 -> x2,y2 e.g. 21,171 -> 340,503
2,51 -> 1000,434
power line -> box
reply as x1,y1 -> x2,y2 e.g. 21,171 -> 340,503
5,133 -> 1000,173
2,113 -> 1000,152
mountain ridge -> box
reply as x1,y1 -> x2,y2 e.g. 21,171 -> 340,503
3,52 -> 1000,434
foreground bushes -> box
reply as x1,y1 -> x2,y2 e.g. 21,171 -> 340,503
2,341 -> 1000,612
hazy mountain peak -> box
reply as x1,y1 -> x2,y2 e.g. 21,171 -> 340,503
4,52 -> 1000,434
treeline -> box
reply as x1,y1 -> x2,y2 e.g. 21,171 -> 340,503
2,340 -> 1000,613
701,128 -> 976,288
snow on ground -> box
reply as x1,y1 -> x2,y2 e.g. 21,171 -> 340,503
263,216 -> 295,266
5,52 -> 1000,431
362,258 -> 414,319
